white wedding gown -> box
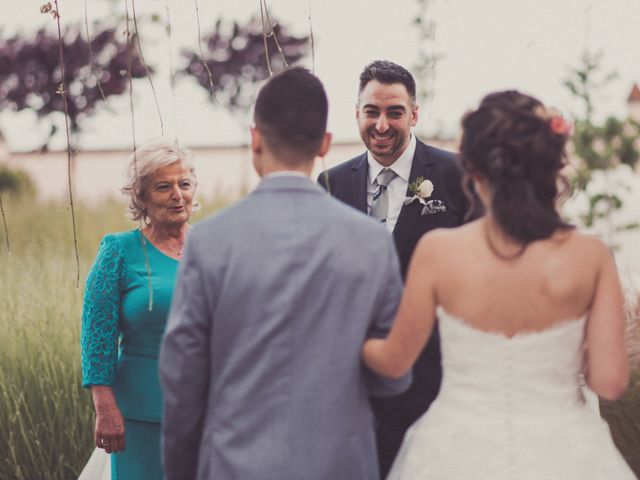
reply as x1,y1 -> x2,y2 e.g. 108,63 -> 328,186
77,448 -> 110,480
387,306 -> 635,480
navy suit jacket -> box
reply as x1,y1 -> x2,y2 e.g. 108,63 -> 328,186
318,139 -> 469,469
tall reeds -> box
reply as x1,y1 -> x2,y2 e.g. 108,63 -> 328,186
0,195 -> 225,479
601,281 -> 640,477
1,194 -> 639,478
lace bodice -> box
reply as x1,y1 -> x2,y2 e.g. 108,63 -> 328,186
436,306 -> 588,417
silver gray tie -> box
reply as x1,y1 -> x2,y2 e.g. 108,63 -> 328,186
370,168 -> 397,223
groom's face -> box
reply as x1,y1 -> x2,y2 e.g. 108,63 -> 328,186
356,80 -> 418,167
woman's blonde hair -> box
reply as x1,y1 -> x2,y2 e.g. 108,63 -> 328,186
121,140 -> 198,221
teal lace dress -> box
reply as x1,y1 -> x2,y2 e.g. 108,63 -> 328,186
81,229 -> 179,480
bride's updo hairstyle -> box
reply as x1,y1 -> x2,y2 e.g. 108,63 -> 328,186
459,90 -> 573,244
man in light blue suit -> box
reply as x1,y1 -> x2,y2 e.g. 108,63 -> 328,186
159,67 -> 410,480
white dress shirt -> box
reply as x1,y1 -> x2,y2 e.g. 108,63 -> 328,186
367,134 -> 416,233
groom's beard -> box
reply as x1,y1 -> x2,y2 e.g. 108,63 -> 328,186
361,126 -> 407,165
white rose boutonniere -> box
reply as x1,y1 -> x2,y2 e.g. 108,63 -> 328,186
404,177 -> 434,206
417,179 -> 434,198
404,177 -> 447,215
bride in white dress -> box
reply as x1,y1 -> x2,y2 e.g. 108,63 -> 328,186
363,90 -> 635,479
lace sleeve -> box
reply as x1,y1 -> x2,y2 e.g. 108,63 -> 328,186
81,234 -> 125,388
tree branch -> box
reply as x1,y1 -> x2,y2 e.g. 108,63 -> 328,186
259,0 -> 273,75
261,0 -> 289,69
0,193 -> 9,254
131,0 -> 164,137
194,0 -> 219,102
308,0 -> 315,74
52,0 -> 81,287
84,0 -> 110,107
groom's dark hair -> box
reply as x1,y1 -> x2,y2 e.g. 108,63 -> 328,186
359,60 -> 416,105
254,66 -> 328,162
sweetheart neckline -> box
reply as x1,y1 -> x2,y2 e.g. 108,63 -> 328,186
436,305 -> 587,341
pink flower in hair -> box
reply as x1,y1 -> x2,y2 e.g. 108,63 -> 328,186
549,115 -> 573,136
535,106 -> 573,136
540,106 -> 573,136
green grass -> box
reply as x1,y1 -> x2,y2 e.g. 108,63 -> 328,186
0,195 -> 228,480
1,194 -> 639,478
602,371 -> 640,477
601,292 -> 640,477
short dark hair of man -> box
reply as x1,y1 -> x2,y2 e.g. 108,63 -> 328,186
358,60 -> 416,105
254,66 -> 328,163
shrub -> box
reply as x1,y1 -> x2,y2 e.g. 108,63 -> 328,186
0,166 -> 36,198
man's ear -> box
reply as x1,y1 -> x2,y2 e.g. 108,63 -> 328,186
317,132 -> 332,158
410,105 -> 419,127
250,127 -> 264,177
250,127 -> 262,154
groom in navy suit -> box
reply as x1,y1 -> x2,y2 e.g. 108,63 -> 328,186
318,60 -> 469,476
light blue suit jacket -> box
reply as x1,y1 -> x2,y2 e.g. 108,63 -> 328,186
160,175 -> 410,480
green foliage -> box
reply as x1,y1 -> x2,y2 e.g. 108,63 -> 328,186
564,50 -> 640,244
601,370 -> 640,478
0,195 -> 227,479
582,192 -> 622,228
0,166 -> 36,198
411,0 -> 441,115
563,51 -> 617,124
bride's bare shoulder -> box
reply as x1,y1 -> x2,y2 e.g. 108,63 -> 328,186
416,221 -> 480,255
561,229 -> 610,258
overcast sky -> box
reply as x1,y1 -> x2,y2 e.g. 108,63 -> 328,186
2,0 -> 639,151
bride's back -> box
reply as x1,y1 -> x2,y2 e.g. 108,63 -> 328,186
432,223 -> 601,337
415,218 -> 627,400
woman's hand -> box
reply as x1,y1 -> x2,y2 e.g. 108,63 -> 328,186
90,385 -> 126,453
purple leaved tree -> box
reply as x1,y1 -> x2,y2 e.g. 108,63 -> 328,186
0,25 -> 149,151
181,15 -> 310,134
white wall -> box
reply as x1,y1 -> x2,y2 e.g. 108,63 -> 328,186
3,140 -> 638,283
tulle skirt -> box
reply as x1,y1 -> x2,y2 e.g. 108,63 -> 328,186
386,400 -> 634,480
77,448 -> 110,480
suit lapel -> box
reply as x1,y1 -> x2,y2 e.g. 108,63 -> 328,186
351,153 -> 369,214
393,140 -> 435,243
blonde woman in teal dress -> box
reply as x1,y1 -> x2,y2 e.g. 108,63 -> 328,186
80,141 -> 198,479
